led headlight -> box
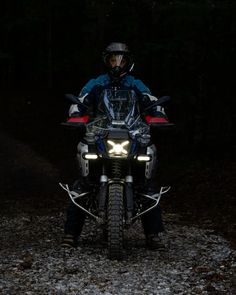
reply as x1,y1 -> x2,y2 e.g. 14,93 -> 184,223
83,153 -> 98,160
137,155 -> 151,162
107,140 -> 130,157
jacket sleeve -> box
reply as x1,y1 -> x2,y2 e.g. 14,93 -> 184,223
69,79 -> 97,117
78,79 -> 97,100
133,78 -> 152,95
134,79 -> 168,119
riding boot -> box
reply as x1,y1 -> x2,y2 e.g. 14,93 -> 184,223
140,180 -> 165,249
62,180 -> 86,247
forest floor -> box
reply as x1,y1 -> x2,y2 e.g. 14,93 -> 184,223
0,130 -> 235,294
0,92 -> 235,294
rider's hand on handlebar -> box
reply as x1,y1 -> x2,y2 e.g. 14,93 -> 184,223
69,104 -> 82,117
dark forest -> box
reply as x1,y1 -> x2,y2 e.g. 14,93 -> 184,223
1,0 -> 235,149
0,0 -> 235,245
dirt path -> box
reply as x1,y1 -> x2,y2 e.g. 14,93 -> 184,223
0,130 -> 66,215
0,131 -> 235,294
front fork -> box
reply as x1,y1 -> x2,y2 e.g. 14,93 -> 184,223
124,176 -> 134,225
96,174 -> 134,225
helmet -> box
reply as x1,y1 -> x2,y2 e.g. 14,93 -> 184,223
103,42 -> 134,78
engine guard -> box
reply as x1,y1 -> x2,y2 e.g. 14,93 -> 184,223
59,183 -> 103,223
132,186 -> 171,221
59,183 -> 171,223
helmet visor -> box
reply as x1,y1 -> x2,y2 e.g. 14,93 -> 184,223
107,54 -> 127,69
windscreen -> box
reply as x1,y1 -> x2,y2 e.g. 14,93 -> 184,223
87,89 -> 149,138
98,89 -> 139,126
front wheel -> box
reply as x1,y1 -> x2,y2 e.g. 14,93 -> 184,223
107,183 -> 124,260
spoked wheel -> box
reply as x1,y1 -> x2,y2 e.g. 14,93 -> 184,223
107,183 -> 124,260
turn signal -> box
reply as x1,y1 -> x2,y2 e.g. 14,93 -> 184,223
137,155 -> 151,162
83,153 -> 98,160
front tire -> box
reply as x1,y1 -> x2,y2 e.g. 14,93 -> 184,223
107,183 -> 124,260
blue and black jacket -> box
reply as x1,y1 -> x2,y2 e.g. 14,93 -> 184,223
79,74 -> 151,100
71,73 -> 166,117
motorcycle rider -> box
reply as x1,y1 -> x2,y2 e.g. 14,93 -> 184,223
61,42 -> 168,249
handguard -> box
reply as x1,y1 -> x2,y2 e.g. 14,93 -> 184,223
61,116 -> 89,127
145,116 -> 169,124
145,116 -> 175,128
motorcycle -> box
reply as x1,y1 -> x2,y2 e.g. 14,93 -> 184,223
60,89 -> 173,259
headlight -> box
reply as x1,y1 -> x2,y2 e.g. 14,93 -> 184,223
107,140 -> 130,157
137,155 -> 151,162
83,153 -> 98,160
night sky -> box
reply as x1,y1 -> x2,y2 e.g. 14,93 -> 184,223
0,1 -> 235,231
